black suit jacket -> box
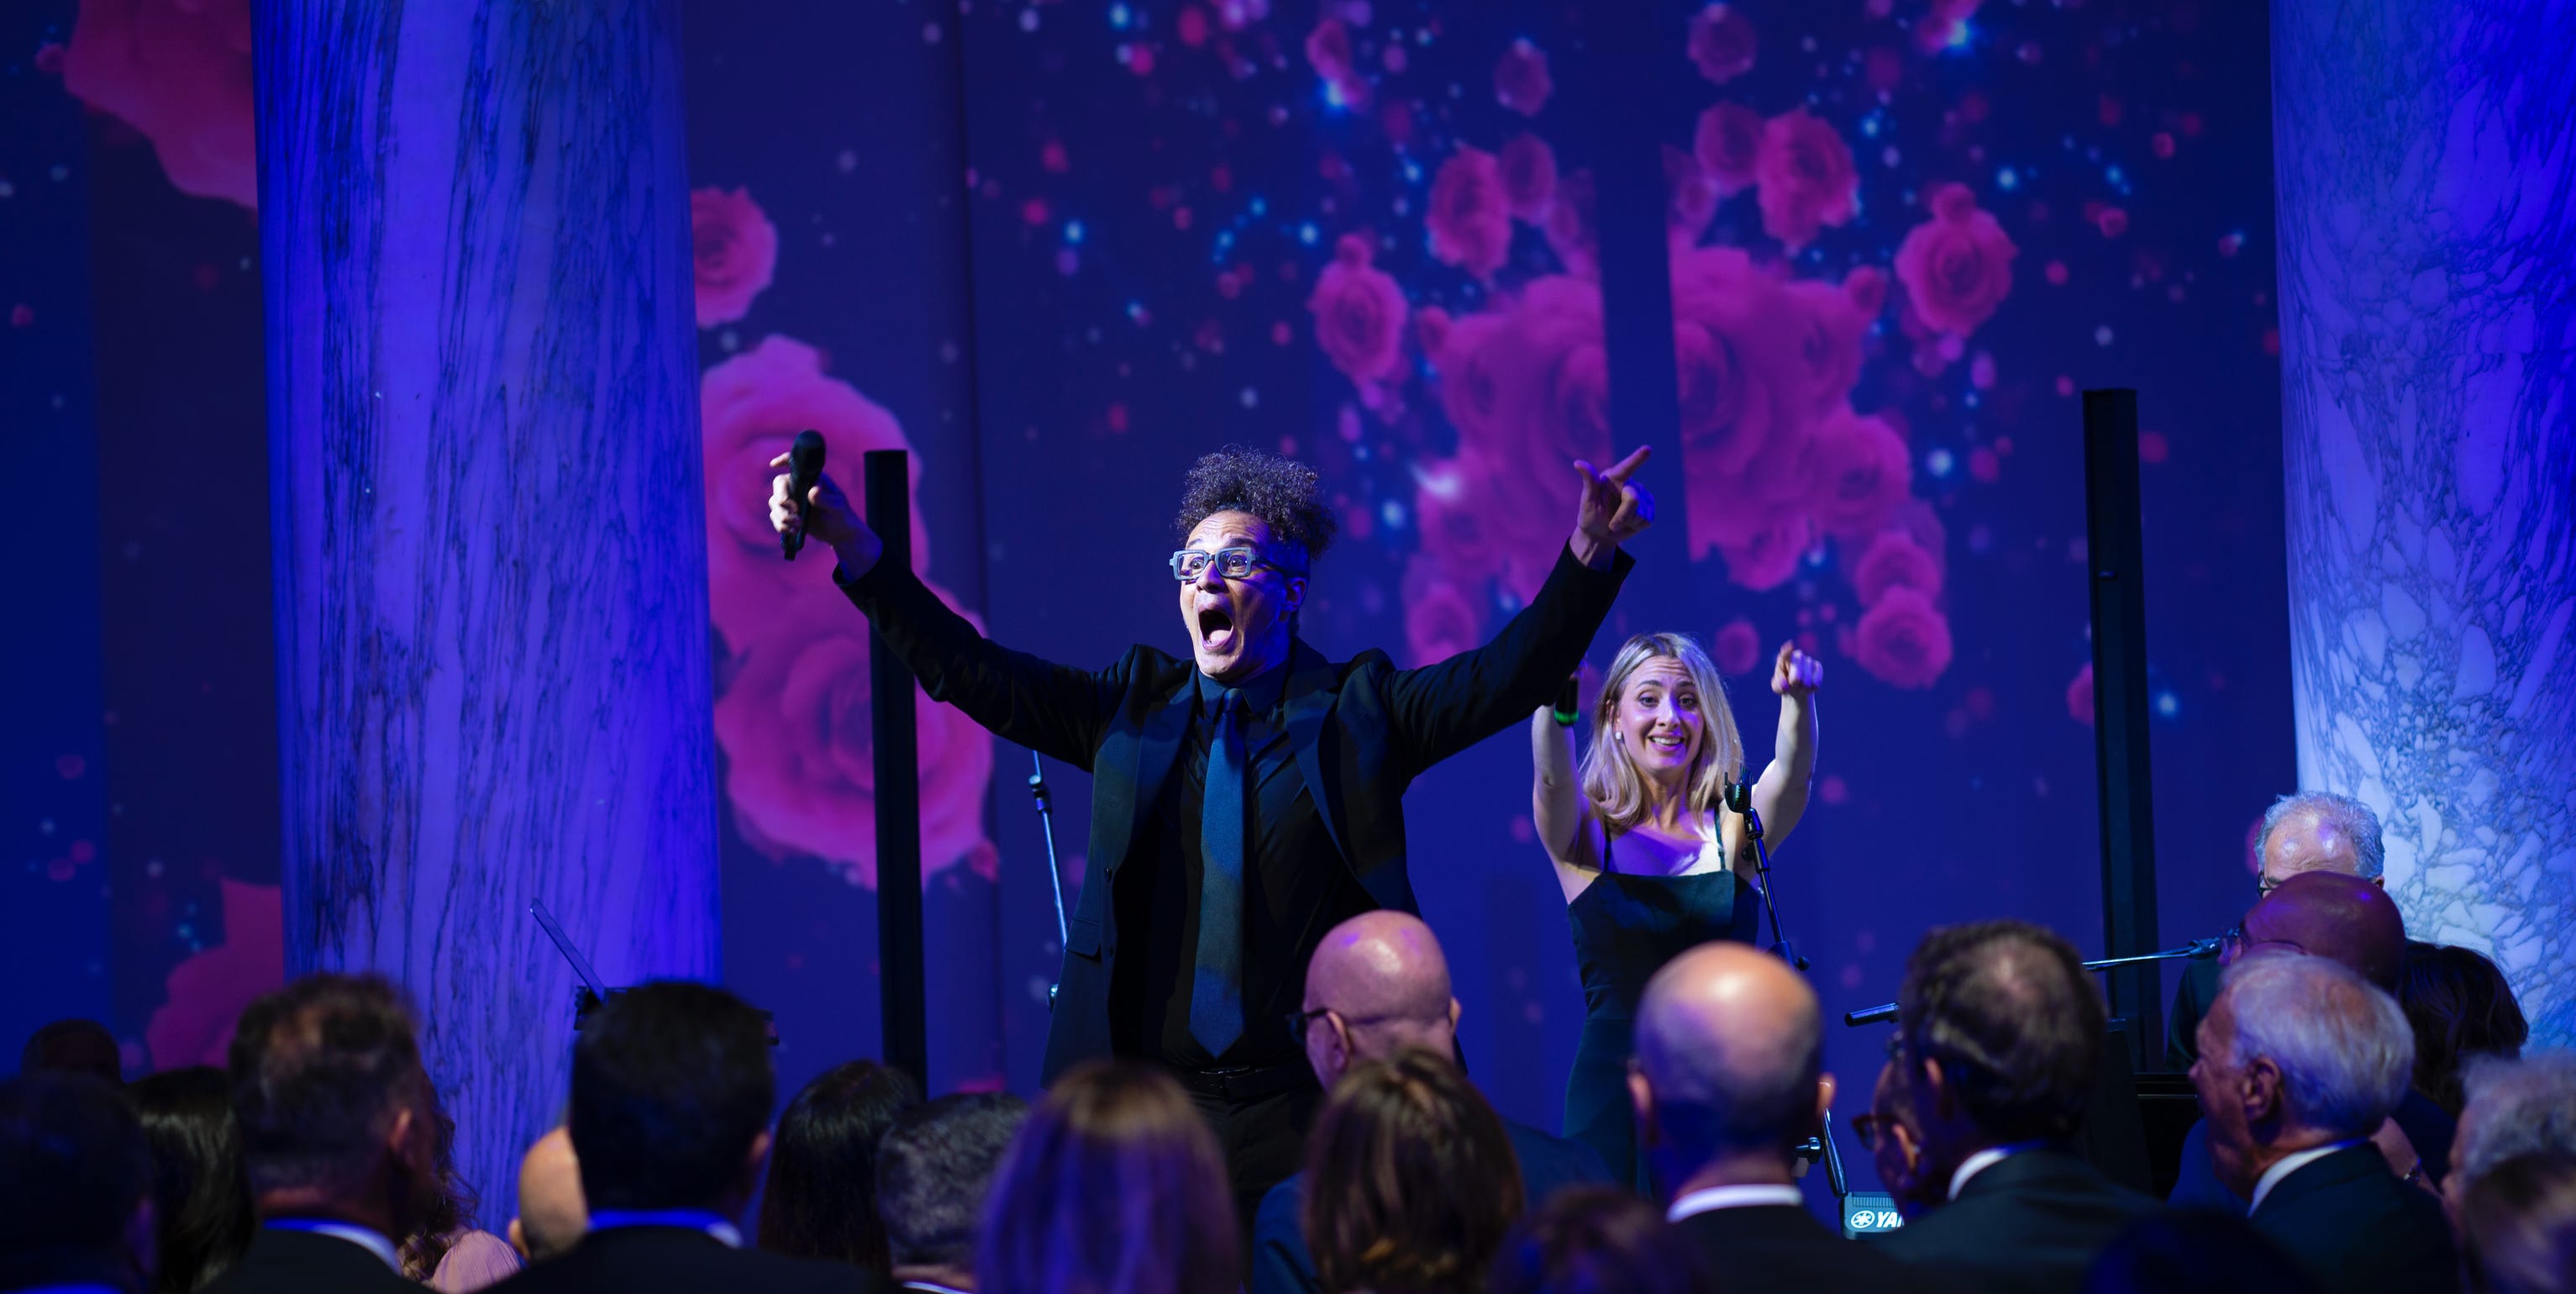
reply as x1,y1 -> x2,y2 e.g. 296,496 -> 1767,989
1675,1203 -> 1958,1294
841,544 -> 1633,1080
198,1228 -> 421,1294
2249,1144 -> 2458,1294
1866,1148 -> 2163,1294
482,1227 -> 875,1294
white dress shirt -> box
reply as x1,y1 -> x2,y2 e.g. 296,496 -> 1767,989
1667,1182 -> 1806,1222
2248,1139 -> 2363,1212
1948,1141 -> 2048,1201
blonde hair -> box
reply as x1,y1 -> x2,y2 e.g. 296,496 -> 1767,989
1579,633 -> 1745,835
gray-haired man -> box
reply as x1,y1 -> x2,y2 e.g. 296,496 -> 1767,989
2191,953 -> 2455,1294
2170,790 -> 2388,1067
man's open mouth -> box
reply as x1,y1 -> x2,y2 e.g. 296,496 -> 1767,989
1197,604 -> 1238,654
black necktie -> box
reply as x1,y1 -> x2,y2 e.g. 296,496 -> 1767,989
1191,687 -> 1246,1059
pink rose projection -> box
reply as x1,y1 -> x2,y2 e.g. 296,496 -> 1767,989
64,0 -> 259,208
2067,661 -> 2097,726
1287,12 -> 2008,691
1492,39 -> 1553,117
699,335 -> 996,888
145,880 -> 283,1070
700,335 -> 932,639
1426,146 -> 1514,281
712,599 -> 996,889
1685,4 -> 1758,86
1755,108 -> 1859,251
1713,619 -> 1763,676
1895,183 -> 2019,337
1307,235 -> 1409,385
691,187 -> 780,328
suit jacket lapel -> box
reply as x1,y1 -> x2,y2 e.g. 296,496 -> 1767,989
1280,640 -> 1349,865
1108,671 -> 1196,886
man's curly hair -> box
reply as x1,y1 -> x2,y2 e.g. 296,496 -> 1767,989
1173,445 -> 1338,574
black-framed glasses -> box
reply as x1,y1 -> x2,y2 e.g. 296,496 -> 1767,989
2255,873 -> 2286,898
1283,1006 -> 1338,1039
1851,1111 -> 1890,1148
1171,546 -> 1288,581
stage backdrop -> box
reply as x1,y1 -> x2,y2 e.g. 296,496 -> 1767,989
20,0 -> 2296,1219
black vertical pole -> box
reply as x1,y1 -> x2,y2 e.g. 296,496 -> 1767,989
2082,390 -> 2161,1067
866,450 -> 928,1089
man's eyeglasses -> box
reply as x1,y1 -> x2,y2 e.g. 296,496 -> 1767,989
2255,873 -> 2287,898
1170,546 -> 1291,582
1283,1006 -> 1337,1039
1851,1111 -> 1895,1149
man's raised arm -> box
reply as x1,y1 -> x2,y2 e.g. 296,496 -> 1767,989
1382,448 -> 1653,770
770,455 -> 1119,771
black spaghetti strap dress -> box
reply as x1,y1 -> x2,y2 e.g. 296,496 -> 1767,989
1562,833 -> 1764,1192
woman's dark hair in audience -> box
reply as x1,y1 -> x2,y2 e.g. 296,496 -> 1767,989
1485,1186 -> 1711,1294
397,1098 -> 481,1281
756,1059 -> 923,1273
129,1067 -> 255,1293
2400,940 -> 2530,1118
2082,1209 -> 2321,1294
0,1073 -> 153,1291
1303,1046 -> 1525,1294
2458,1150 -> 2576,1294
977,1060 -> 1237,1294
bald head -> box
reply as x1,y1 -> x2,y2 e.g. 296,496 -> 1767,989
512,1127 -> 586,1260
1301,912 -> 1460,1086
1632,944 -> 1824,1170
2240,871 -> 2406,990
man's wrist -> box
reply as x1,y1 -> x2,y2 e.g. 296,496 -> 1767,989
1568,531 -> 1612,571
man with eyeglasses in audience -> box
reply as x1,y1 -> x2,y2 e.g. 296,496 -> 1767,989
2169,791 -> 2388,1069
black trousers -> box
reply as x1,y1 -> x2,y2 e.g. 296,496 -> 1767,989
1182,1075 -> 1322,1244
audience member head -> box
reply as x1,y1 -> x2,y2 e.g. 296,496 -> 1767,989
1628,942 -> 1825,1196
0,1072 -> 155,1292
1298,911 -> 1462,1088
397,1092 -> 486,1280
2457,1151 -> 2576,1294
2400,942 -> 2530,1118
756,1058 -> 921,1271
2191,954 -> 2413,1201
2230,871 -> 2407,990
1303,1047 -> 1523,1294
1485,1186 -> 1712,1294
18,1018 -> 123,1084
129,1066 -> 254,1293
877,1093 -> 1028,1291
2258,791 -> 2385,888
1894,919 -> 2105,1183
228,972 -> 439,1240
1857,1056 -> 1937,1218
977,1061 -> 1235,1294
2082,1209 -> 2321,1294
2451,1053 -> 2576,1208
508,1127 -> 586,1261
569,981 -> 774,1218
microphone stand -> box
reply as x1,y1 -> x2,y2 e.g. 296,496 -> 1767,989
1729,782 -> 1807,971
1840,937 -> 2224,1027
1029,749 -> 1067,1009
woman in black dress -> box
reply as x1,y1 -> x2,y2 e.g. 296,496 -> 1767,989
1530,631 -> 1820,1191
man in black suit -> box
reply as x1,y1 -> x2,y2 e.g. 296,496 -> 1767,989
1252,912 -> 1610,1294
486,981 -> 872,1294
0,1072 -> 154,1292
1864,921 -> 2161,1294
2194,952 -> 2458,1293
772,444 -> 1651,1213
1630,943 -> 1938,1294
202,974 -> 442,1294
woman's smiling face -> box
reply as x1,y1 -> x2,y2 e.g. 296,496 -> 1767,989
1617,656 -> 1703,776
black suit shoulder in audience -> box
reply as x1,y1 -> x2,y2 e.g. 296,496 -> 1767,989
1868,1149 -> 2162,1294
2247,1144 -> 2458,1294
486,1226 -> 878,1294
197,1228 -> 422,1294
1674,1203 -> 1960,1294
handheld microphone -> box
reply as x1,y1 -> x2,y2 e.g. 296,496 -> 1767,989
783,429 -> 826,560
